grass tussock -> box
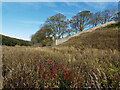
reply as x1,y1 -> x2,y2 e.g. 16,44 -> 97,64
2,24 -> 120,89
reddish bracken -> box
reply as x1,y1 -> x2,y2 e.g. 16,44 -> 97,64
35,61 -> 74,87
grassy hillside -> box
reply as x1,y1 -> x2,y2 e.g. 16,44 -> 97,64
2,23 -> 120,89
0,34 -> 31,46
58,22 -> 120,50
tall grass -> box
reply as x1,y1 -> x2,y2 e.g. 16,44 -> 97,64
2,25 -> 120,89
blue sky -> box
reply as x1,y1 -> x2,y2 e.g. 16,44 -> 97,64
2,2 -> 118,41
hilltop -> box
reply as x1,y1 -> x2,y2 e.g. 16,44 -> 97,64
0,34 -> 31,46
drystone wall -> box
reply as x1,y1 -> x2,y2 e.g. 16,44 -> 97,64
55,20 -> 117,45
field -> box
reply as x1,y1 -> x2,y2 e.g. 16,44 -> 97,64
2,24 -> 120,89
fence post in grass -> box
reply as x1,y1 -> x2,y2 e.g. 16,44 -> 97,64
55,40 -> 57,45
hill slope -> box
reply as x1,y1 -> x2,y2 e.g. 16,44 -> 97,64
57,22 -> 120,50
55,21 -> 117,45
2,23 -> 120,88
0,34 -> 31,46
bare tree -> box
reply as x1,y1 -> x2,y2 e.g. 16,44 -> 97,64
70,11 -> 92,33
90,12 -> 101,27
100,9 -> 117,24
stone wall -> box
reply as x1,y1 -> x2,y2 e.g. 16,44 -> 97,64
55,21 -> 117,45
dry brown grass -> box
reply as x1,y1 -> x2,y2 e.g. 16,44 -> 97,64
2,25 -> 120,89
60,27 -> 119,50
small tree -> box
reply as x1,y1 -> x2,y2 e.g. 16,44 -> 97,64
45,13 -> 68,40
31,25 -> 53,45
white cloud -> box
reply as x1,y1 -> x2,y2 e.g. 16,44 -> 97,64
84,2 -> 118,11
46,2 -> 57,7
23,3 -> 40,8
53,10 -> 63,14
21,2 -> 57,9
65,2 -> 80,8
2,0 -> 119,2
20,20 -> 44,24
84,2 -> 107,10
53,10 -> 75,15
64,11 -> 76,15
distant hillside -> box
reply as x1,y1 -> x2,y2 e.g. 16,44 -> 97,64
0,34 -> 31,46
58,22 -> 120,50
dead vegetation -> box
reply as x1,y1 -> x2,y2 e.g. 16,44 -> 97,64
2,24 -> 120,89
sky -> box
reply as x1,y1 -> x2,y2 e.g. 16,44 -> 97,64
1,2 -> 118,41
